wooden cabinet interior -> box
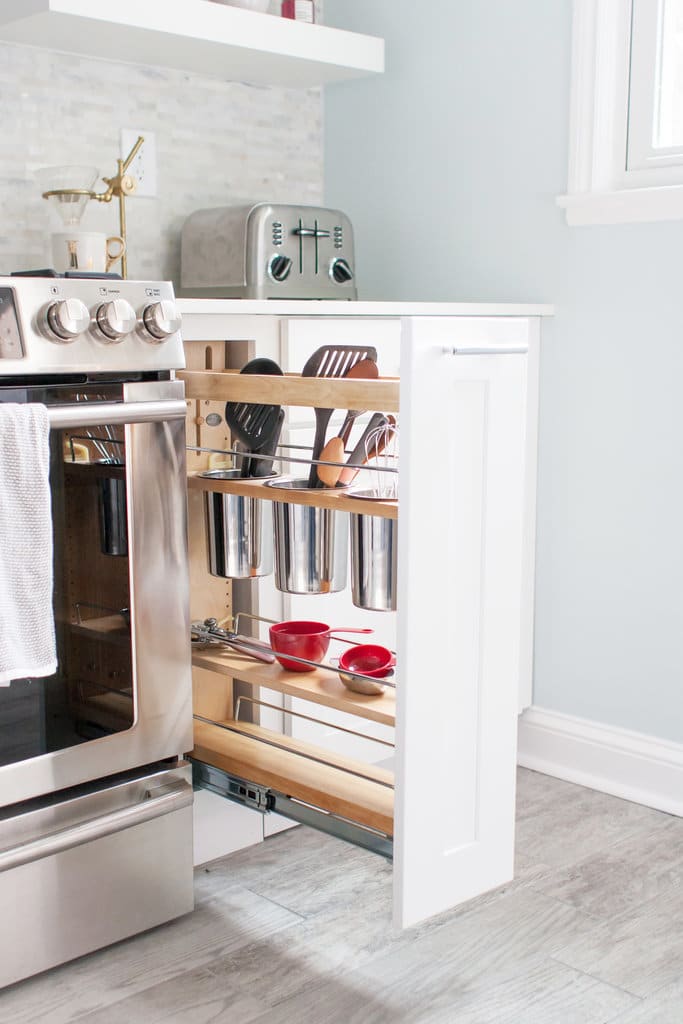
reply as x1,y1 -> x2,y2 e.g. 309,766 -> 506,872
185,345 -> 398,852
57,453 -> 133,734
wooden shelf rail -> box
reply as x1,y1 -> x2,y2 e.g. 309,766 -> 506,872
188,472 -> 398,519
178,369 -> 400,412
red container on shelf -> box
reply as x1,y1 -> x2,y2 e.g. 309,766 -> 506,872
281,0 -> 315,22
269,620 -> 373,672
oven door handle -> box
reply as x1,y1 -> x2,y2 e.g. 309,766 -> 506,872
0,779 -> 193,873
47,398 -> 187,431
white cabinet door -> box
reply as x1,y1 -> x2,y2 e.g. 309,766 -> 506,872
394,316 -> 530,927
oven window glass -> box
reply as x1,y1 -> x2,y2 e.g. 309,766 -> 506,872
0,387 -> 134,767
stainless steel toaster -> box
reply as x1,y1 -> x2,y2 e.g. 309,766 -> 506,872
180,203 -> 357,300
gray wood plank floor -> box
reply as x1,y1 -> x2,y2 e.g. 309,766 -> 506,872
2,768 -> 683,1023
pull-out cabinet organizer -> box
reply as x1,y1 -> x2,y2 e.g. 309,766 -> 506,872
178,306 -> 546,927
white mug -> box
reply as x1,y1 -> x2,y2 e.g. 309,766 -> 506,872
51,231 -> 126,274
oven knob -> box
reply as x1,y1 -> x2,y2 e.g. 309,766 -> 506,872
330,257 -> 354,284
44,298 -> 90,343
268,254 -> 293,283
95,299 -> 137,343
141,301 -> 182,342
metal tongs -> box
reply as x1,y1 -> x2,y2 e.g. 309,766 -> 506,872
191,618 -> 275,664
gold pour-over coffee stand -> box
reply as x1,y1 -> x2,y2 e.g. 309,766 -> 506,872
41,136 -> 144,279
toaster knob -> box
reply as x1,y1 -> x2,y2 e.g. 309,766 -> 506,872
141,301 -> 182,342
330,257 -> 354,285
44,298 -> 90,342
95,299 -> 137,343
269,254 -> 293,283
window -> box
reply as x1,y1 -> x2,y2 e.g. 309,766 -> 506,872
558,0 -> 683,224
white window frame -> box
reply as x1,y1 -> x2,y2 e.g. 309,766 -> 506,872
558,0 -> 683,225
628,0 -> 683,171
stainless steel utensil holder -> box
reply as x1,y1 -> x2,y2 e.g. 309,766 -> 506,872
97,460 -> 128,557
350,511 -> 397,611
202,469 -> 273,579
269,479 -> 349,595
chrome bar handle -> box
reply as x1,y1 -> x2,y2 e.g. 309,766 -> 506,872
48,398 -> 187,430
0,779 -> 193,873
442,346 -> 528,356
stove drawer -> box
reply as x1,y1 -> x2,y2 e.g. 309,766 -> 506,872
0,763 -> 194,989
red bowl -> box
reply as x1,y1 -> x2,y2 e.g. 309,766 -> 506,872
269,620 -> 331,672
338,644 -> 395,678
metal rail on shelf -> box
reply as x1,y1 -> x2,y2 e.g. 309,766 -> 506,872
229,612 -> 397,686
193,711 -> 392,788
186,442 -> 398,475
234,695 -> 394,751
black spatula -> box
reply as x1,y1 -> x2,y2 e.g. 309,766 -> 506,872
302,344 -> 378,487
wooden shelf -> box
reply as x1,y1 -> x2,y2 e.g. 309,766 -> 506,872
68,614 -> 130,646
0,0 -> 384,88
192,718 -> 394,836
191,645 -> 396,727
188,472 -> 398,519
178,369 -> 400,412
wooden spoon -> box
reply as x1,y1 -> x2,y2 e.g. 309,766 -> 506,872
316,436 -> 345,487
337,358 -> 379,446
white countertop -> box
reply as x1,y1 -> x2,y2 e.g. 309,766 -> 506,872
177,299 -> 554,318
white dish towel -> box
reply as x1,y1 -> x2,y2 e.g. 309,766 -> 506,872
0,404 -> 57,685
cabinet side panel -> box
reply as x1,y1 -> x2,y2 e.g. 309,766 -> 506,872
519,318 -> 541,711
394,316 -> 529,928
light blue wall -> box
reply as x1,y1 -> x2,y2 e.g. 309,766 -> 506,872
324,0 -> 683,742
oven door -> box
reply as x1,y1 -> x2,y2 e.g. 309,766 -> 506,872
0,379 -> 192,806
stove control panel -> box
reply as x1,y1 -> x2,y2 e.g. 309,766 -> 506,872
0,277 -> 184,374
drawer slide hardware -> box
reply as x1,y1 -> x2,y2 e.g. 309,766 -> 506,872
193,762 -> 273,813
191,761 -> 393,860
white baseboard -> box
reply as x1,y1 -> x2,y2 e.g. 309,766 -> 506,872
518,706 -> 683,817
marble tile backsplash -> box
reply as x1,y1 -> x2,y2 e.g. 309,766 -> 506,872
0,35 -> 323,284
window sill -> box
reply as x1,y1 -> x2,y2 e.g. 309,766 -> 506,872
557,184 -> 683,226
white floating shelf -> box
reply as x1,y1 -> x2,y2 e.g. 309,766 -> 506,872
0,0 -> 384,87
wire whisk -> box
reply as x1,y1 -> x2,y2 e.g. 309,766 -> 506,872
365,415 -> 399,499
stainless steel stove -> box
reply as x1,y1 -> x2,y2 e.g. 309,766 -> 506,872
0,275 -> 194,988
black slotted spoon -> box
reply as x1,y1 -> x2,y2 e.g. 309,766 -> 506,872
302,344 -> 378,487
225,358 -> 284,477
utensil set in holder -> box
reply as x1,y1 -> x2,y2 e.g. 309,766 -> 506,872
202,347 -> 398,610
203,473 -> 397,610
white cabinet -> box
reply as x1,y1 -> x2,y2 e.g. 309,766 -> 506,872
179,300 -> 550,928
